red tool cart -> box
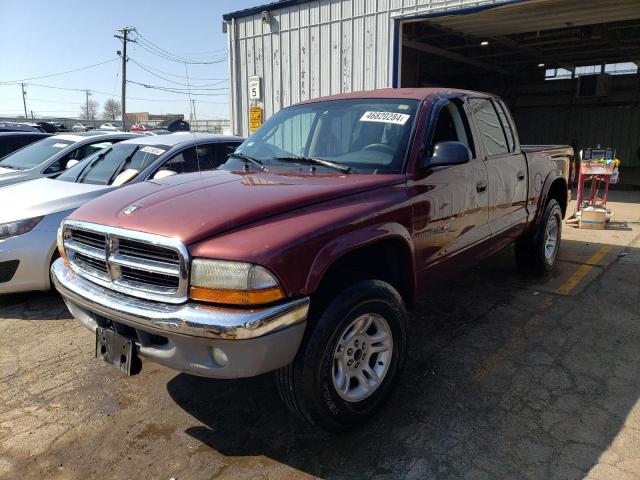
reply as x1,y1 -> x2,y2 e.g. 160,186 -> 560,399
575,147 -> 616,217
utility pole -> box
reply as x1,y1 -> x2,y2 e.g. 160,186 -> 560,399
191,99 -> 197,121
21,83 -> 28,119
85,90 -> 91,120
115,27 -> 136,131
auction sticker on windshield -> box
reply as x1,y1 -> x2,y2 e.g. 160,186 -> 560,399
140,146 -> 165,155
360,111 -> 410,125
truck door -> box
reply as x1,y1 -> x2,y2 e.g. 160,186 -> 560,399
468,98 -> 528,243
411,98 -> 490,279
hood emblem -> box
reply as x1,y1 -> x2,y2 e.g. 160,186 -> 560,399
123,203 -> 143,215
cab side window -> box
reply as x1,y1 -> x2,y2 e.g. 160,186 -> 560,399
44,141 -> 114,174
469,98 -> 509,157
494,100 -> 515,152
431,100 -> 474,155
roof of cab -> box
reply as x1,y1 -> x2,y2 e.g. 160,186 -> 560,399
117,132 -> 245,147
298,87 -> 493,105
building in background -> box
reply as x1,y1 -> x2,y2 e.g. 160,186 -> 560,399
223,0 -> 640,168
125,112 -> 184,123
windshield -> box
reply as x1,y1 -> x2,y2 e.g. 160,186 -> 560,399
0,137 -> 74,170
229,98 -> 419,174
57,142 -> 168,185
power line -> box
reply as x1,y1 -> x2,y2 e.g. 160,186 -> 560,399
125,58 -> 227,80
133,31 -> 226,64
129,57 -> 227,88
0,82 -> 226,102
0,59 -> 119,84
126,80 -> 228,93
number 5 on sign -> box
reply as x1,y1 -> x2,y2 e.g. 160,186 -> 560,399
249,76 -> 261,100
249,106 -> 263,132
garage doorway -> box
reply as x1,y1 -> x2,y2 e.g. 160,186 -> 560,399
397,0 -> 640,169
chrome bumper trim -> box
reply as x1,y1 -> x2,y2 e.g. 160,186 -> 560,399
52,258 -> 309,340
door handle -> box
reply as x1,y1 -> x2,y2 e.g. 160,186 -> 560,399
517,170 -> 526,181
476,180 -> 487,193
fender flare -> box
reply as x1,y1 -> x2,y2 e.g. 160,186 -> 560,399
531,170 -> 568,230
304,222 -> 416,302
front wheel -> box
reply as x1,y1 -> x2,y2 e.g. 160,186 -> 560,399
275,279 -> 408,431
515,199 -> 562,275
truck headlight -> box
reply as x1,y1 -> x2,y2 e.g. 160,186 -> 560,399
189,259 -> 285,305
0,216 -> 44,240
56,226 -> 69,265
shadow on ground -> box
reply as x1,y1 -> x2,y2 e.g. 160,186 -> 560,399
168,240 -> 640,479
0,290 -> 69,320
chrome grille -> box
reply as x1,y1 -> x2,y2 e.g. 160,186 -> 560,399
63,220 -> 189,303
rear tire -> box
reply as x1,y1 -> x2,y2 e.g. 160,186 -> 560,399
515,199 -> 562,275
275,278 -> 408,432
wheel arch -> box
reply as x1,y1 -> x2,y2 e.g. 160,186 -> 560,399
305,224 -> 416,308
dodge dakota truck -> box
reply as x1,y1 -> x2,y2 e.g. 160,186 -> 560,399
52,88 -> 572,431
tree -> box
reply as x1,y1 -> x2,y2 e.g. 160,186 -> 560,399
102,98 -> 122,121
79,99 -> 99,121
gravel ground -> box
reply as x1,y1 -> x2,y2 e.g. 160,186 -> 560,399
1,196 -> 639,480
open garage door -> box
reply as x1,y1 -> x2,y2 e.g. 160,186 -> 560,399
398,0 -> 640,168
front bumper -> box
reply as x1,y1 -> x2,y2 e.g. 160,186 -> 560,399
0,229 -> 56,294
51,258 -> 310,378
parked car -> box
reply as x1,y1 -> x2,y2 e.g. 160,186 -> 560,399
0,122 -> 44,133
52,88 -> 572,431
0,132 -> 139,188
129,123 -> 153,132
0,133 -> 243,294
144,129 -> 172,136
156,118 -> 189,132
37,121 -> 66,133
0,132 -> 52,159
99,123 -> 118,131
72,123 -> 90,132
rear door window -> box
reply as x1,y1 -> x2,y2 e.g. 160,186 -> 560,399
469,98 -> 509,157
494,101 -> 515,152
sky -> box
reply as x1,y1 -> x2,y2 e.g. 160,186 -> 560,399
0,0 -> 264,121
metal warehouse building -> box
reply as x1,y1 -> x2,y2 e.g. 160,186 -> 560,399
224,0 -> 640,168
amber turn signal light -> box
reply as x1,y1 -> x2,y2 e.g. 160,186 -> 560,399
190,286 -> 285,306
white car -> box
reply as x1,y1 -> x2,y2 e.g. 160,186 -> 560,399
99,123 -> 118,130
72,123 -> 89,132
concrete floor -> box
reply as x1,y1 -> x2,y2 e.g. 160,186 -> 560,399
1,191 -> 639,480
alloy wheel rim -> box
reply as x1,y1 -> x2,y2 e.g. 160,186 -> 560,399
332,313 -> 393,402
544,214 -> 559,261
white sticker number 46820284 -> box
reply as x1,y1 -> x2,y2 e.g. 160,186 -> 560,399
360,111 -> 410,125
140,146 -> 166,156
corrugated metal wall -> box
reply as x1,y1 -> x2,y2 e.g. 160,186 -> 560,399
514,105 -> 640,167
227,0 -> 512,136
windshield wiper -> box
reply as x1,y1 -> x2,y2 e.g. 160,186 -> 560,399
228,152 -> 266,171
75,147 -> 113,183
274,156 -> 351,174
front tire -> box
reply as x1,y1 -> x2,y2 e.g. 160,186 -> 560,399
515,199 -> 562,275
276,279 -> 408,432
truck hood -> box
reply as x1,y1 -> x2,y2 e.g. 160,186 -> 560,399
68,169 -> 405,245
0,178 -> 112,223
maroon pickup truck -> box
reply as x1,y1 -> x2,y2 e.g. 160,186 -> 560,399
52,88 -> 572,431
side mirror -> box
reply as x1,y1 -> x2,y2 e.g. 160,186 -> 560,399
153,169 -> 177,180
423,141 -> 472,168
66,159 -> 80,169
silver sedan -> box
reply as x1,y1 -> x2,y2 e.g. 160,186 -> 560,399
0,133 -> 243,294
